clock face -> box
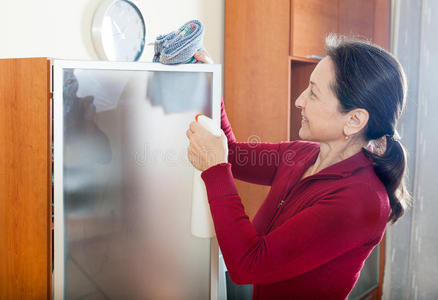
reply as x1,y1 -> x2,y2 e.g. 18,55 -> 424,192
97,0 -> 145,61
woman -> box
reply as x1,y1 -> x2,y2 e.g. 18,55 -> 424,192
186,35 -> 410,299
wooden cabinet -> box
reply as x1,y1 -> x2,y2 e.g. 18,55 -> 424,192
290,0 -> 391,58
225,0 -> 391,299
339,0 -> 392,50
0,58 -> 52,299
291,0 -> 338,57
339,0 -> 375,40
225,0 -> 290,219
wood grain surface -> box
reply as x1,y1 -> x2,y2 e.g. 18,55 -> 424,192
225,0 -> 291,219
291,0 -> 339,57
0,58 -> 52,299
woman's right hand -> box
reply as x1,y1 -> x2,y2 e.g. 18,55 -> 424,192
194,49 -> 214,64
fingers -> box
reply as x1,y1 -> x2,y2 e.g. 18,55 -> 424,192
186,121 -> 198,138
186,126 -> 204,153
193,52 -> 202,62
194,49 -> 214,64
187,120 -> 213,155
187,147 -> 195,165
186,128 -> 193,138
189,121 -> 197,132
190,120 -> 209,135
187,143 -> 202,169
190,138 -> 204,153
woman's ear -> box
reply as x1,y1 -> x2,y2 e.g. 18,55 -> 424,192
344,108 -> 369,136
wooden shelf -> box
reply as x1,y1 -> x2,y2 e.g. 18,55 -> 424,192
289,56 -> 321,64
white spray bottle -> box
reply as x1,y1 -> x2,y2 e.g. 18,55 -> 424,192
191,114 -> 224,238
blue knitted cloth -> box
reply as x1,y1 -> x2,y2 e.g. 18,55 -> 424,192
153,20 -> 204,65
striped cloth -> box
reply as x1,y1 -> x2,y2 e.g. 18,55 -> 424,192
153,20 -> 204,65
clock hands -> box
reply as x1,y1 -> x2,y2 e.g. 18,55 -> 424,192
112,20 -> 126,39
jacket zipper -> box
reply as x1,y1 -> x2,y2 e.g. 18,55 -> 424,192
277,200 -> 285,208
265,174 -> 342,234
265,200 -> 285,234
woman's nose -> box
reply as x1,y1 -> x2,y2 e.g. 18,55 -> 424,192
295,92 -> 305,109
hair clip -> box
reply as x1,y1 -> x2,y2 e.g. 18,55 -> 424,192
385,133 -> 400,142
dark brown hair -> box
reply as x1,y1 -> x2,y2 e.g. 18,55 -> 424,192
325,34 -> 411,224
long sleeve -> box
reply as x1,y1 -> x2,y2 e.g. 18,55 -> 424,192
220,97 -> 290,186
220,96 -> 236,143
200,163 -> 383,285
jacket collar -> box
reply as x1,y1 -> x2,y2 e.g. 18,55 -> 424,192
305,146 -> 373,178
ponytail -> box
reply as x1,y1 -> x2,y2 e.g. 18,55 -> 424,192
363,135 -> 411,224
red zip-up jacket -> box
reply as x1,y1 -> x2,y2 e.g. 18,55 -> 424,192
200,99 -> 390,300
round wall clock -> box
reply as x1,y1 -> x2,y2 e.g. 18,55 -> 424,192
91,0 -> 146,61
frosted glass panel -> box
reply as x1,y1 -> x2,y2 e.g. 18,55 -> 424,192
62,68 -> 213,299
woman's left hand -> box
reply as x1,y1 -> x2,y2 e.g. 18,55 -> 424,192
186,120 -> 228,171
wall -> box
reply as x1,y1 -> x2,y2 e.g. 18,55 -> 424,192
0,0 -> 224,64
383,0 -> 438,299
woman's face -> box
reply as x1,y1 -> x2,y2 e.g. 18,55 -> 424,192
295,57 -> 348,143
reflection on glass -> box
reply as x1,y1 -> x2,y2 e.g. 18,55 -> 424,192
62,68 -> 212,299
